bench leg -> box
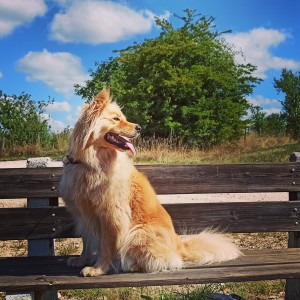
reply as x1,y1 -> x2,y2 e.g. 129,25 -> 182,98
26,158 -> 59,300
286,231 -> 300,300
34,290 -> 58,300
286,154 -> 300,300
286,279 -> 300,300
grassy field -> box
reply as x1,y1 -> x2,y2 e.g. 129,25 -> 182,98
134,134 -> 300,164
1,134 -> 300,164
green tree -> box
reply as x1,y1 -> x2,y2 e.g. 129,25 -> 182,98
264,113 -> 286,136
0,90 -> 52,148
249,106 -> 286,136
249,106 -> 266,136
75,9 -> 261,146
274,69 -> 300,138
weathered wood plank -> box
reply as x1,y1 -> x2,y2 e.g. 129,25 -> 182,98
138,163 -> 300,194
1,201 -> 300,240
168,201 -> 300,234
0,207 -> 75,240
0,168 -> 63,198
1,249 -> 300,292
0,163 -> 299,198
2,249 -> 298,275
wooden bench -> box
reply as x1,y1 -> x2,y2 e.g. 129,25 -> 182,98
0,153 -> 300,300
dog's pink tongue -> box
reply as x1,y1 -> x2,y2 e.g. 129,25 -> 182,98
125,141 -> 136,156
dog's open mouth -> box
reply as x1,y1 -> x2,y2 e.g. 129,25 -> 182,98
104,132 -> 136,156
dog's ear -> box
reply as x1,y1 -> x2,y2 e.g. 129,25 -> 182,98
82,87 -> 111,118
92,87 -> 111,115
70,87 -> 112,154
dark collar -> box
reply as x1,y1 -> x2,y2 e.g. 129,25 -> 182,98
63,155 -> 80,165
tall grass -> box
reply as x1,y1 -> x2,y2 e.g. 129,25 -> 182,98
0,129 -> 70,160
135,134 -> 299,164
0,134 -> 299,163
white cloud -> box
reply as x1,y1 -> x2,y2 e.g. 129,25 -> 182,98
247,95 -> 277,107
41,113 -> 67,132
0,71 -> 2,79
0,0 -> 47,38
16,49 -> 89,96
46,101 -> 71,113
263,107 -> 282,115
224,28 -> 300,79
247,95 -> 282,115
50,0 -> 169,44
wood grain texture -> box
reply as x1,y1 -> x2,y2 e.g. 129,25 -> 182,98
137,163 -> 300,194
1,249 -> 300,292
1,163 -> 300,295
1,201 -> 300,240
0,207 -> 75,240
0,167 -> 63,198
0,163 -> 300,199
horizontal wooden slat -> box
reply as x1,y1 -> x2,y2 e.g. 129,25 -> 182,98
139,163 -> 300,194
1,249 -> 300,292
168,201 -> 300,234
0,163 -> 300,199
0,167 -> 63,198
1,201 -> 300,240
0,206 -> 76,240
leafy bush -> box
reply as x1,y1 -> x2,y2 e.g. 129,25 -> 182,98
75,10 -> 261,147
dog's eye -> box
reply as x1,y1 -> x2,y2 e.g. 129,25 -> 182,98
113,117 -> 120,121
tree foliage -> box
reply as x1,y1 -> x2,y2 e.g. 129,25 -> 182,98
274,69 -> 300,138
249,106 -> 266,135
0,90 -> 52,148
75,9 -> 261,146
249,106 -> 286,136
264,113 -> 286,136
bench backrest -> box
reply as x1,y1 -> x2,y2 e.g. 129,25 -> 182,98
0,163 -> 299,241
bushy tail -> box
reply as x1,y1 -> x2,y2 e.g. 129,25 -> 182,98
181,229 -> 242,265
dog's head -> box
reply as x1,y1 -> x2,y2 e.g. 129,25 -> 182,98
69,88 -> 141,161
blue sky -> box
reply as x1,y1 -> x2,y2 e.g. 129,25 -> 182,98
1,0 -> 300,131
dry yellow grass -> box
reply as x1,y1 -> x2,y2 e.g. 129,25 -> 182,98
134,134 -> 299,164
0,134 -> 298,164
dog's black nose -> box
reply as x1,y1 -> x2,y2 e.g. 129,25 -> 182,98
136,125 -> 142,133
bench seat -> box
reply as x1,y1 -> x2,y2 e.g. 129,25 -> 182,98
1,249 -> 300,292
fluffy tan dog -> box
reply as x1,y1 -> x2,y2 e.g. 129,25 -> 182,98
60,88 -> 241,277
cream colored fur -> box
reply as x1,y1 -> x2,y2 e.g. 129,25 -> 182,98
60,88 -> 241,277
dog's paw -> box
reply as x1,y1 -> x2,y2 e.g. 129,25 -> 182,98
67,257 -> 87,268
80,266 -> 104,277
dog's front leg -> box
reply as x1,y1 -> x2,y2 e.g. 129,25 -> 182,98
80,219 -> 120,277
68,230 -> 100,268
